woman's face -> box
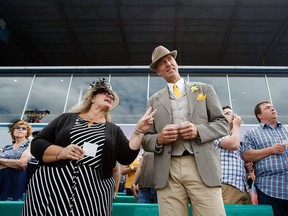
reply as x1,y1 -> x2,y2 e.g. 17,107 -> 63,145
92,91 -> 115,110
13,124 -> 28,139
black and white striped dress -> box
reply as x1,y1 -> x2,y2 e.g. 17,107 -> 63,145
23,117 -> 115,216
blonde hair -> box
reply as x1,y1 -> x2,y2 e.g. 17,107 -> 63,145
69,87 -> 112,122
10,120 -> 32,141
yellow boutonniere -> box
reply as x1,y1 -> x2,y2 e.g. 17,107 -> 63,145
197,93 -> 206,100
191,84 -> 198,92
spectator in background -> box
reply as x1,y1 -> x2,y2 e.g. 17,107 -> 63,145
0,120 -> 32,200
131,151 -> 157,203
143,45 -> 229,216
118,173 -> 126,193
22,78 -> 156,216
121,154 -> 141,196
214,106 -> 251,204
242,100 -> 288,216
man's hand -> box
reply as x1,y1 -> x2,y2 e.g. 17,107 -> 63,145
232,115 -> 242,128
270,143 -> 287,154
157,124 -> 179,145
179,121 -> 198,140
131,184 -> 139,200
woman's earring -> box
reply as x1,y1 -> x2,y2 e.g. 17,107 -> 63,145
91,100 -> 95,103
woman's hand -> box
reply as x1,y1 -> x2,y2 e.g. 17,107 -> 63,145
129,107 -> 156,150
57,144 -> 85,161
135,107 -> 157,134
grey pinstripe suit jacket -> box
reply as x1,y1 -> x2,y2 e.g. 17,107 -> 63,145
142,81 -> 229,189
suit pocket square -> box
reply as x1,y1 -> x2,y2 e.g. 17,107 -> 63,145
197,93 -> 206,100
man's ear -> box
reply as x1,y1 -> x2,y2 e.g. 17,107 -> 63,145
155,69 -> 160,76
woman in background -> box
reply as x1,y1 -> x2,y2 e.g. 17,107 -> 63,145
0,120 -> 32,200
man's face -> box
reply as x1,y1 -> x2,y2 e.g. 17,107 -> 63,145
258,103 -> 277,122
223,108 -> 234,126
155,55 -> 180,83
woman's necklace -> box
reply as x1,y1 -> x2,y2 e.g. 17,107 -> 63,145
86,112 -> 105,123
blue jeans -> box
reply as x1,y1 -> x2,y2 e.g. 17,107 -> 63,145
255,186 -> 288,216
138,188 -> 157,203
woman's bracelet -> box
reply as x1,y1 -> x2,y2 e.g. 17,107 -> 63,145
134,128 -> 144,136
56,148 -> 64,160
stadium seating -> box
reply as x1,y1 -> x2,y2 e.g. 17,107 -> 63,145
0,200 -> 274,216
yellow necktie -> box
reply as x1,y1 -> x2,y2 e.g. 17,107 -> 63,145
173,84 -> 181,98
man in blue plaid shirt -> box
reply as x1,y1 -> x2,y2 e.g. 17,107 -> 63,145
214,106 -> 252,204
241,100 -> 288,216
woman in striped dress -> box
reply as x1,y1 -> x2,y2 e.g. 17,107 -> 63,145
22,78 -> 156,216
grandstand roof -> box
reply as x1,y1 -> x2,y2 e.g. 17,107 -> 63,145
1,0 -> 288,66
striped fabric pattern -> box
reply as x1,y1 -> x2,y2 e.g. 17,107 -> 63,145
23,117 -> 115,216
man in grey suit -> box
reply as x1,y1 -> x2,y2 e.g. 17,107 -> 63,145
142,45 -> 229,216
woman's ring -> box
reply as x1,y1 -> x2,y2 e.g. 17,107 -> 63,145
72,149 -> 76,153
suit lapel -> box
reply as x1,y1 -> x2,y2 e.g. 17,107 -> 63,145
185,81 -> 197,121
157,87 -> 172,125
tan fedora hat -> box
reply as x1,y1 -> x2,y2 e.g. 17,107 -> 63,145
149,45 -> 177,71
